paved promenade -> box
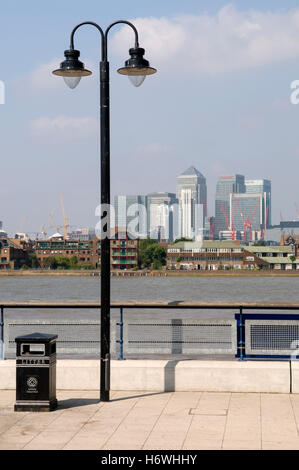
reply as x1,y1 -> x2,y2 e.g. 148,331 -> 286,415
1,390 -> 299,450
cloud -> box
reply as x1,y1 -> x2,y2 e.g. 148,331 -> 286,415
30,115 -> 98,139
30,59 -> 63,91
110,5 -> 299,76
29,59 -> 95,92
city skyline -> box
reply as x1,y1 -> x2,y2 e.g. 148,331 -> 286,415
112,166 -> 274,242
0,165 -> 285,240
2,1 -> 299,234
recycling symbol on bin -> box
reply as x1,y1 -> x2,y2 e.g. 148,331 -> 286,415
26,377 -> 38,389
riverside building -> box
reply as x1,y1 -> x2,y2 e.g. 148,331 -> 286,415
167,240 -> 298,271
94,228 -> 138,271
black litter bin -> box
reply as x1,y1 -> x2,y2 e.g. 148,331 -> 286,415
14,332 -> 58,412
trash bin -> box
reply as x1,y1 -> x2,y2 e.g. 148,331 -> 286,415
14,332 -> 58,412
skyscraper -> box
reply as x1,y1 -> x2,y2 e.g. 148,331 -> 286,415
245,179 -> 271,228
147,192 -> 177,241
114,195 -> 148,238
214,175 -> 245,239
214,176 -> 272,240
230,193 -> 263,238
177,166 -> 207,240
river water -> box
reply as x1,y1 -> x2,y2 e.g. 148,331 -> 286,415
2,275 -> 299,358
1,275 -> 299,321
0,275 -> 298,303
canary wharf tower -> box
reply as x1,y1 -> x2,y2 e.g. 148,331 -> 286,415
176,166 -> 207,239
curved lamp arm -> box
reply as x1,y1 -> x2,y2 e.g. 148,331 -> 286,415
70,21 -> 105,58
69,20 -> 139,62
104,20 -> 139,60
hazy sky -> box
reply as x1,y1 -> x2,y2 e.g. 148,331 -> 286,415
1,0 -> 299,235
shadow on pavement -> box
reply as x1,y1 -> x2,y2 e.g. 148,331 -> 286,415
111,392 -> 166,402
57,398 -> 100,409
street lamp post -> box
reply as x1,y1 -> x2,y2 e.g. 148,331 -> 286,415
53,21 -> 156,402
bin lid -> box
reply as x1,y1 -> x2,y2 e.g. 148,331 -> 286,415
15,332 -> 58,343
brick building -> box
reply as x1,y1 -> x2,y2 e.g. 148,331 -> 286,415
34,234 -> 94,268
167,241 -> 268,271
0,238 -> 31,269
94,228 -> 139,270
167,240 -> 299,271
280,234 -> 299,257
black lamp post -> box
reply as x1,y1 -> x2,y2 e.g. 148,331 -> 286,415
53,21 -> 156,402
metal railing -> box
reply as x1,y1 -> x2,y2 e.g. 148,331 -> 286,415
2,301 -> 299,360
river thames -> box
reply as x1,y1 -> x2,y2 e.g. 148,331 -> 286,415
0,275 -> 298,303
2,275 -> 299,358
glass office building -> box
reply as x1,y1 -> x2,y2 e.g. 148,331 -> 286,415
230,193 -> 263,233
114,195 -> 148,238
147,192 -> 177,241
214,175 -> 245,239
177,166 -> 207,240
245,179 -> 271,228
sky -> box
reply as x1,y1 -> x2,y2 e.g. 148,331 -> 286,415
1,0 -> 299,235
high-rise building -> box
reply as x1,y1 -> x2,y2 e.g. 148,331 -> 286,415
176,166 -> 207,240
230,193 -> 263,238
214,175 -> 245,239
147,192 -> 177,241
114,195 -> 148,238
245,179 -> 271,228
214,176 -> 272,240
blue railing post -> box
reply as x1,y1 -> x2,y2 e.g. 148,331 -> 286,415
239,307 -> 244,361
0,307 -> 4,360
117,307 -> 124,360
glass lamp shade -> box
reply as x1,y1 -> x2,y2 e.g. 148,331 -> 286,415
117,47 -> 156,86
128,75 -> 146,87
52,49 -> 92,87
63,76 -> 82,89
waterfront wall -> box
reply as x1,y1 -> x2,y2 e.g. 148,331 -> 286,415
1,269 -> 299,277
0,359 -> 294,393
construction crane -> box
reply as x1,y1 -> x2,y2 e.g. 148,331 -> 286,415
295,203 -> 299,220
235,198 -> 250,242
246,199 -> 260,242
40,208 -> 55,239
60,194 -> 70,240
16,215 -> 28,234
220,202 -> 235,240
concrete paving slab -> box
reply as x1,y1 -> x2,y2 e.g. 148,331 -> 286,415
0,390 -> 299,450
223,393 -> 261,446
261,394 -> 299,444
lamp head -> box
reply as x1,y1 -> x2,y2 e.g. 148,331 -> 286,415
117,47 -> 157,87
52,49 -> 92,89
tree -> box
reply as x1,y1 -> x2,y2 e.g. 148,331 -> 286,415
56,256 -> 71,269
138,238 -> 166,269
28,253 -> 39,268
43,256 -> 58,269
69,255 -> 78,268
174,237 -> 192,244
252,241 -> 267,246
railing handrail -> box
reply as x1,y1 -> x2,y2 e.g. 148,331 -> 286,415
1,300 -> 299,309
2,300 -> 299,361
